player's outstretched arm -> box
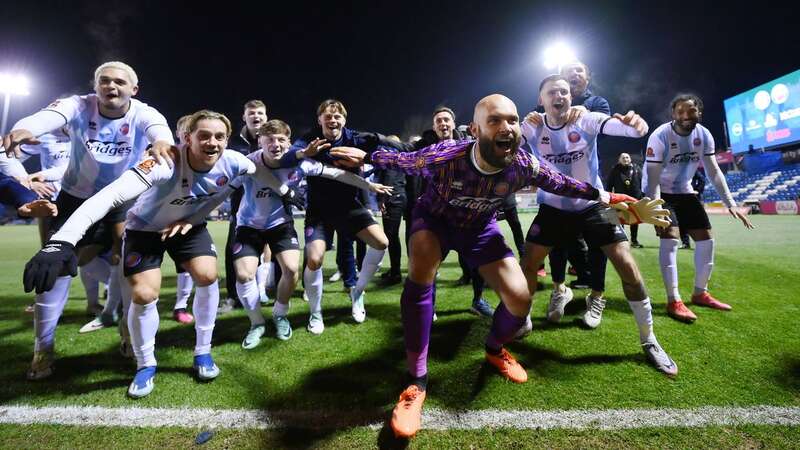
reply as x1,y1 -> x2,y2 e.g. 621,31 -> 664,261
701,153 -> 754,229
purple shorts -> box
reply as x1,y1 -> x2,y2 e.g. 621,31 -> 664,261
409,207 -> 513,270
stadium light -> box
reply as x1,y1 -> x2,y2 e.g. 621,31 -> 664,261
0,72 -> 31,135
542,42 -> 577,72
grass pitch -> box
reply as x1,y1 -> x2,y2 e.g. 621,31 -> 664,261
0,213 -> 798,448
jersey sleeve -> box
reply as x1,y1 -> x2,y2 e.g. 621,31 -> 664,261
645,127 -> 666,163
130,157 -> 174,187
298,159 -> 324,177
702,127 -> 716,156
42,96 -> 84,125
579,111 -> 611,137
371,140 -> 470,177
520,121 -> 540,152
138,106 -> 174,144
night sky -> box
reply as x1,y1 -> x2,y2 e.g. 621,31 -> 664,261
1,0 -> 796,171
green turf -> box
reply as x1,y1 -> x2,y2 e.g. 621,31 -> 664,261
0,214 -> 798,446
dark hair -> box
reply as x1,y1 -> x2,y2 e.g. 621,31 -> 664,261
559,61 -> 591,79
670,93 -> 704,114
539,74 -> 568,93
432,106 -> 456,121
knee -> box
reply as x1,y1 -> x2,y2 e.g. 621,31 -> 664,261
193,270 -> 218,287
372,237 -> 389,251
306,256 -> 323,271
282,263 -> 299,283
131,285 -> 159,305
235,268 -> 254,284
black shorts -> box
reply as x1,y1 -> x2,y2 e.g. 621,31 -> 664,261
660,193 -> 711,230
526,204 -> 628,248
51,191 -> 131,248
304,207 -> 377,244
232,223 -> 300,260
122,224 -> 217,276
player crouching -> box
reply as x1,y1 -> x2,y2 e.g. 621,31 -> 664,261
234,120 -> 392,347
23,110 -> 259,398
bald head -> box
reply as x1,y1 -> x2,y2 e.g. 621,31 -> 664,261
470,94 -> 522,170
473,94 -> 518,124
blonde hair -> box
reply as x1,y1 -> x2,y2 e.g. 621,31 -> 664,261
186,110 -> 232,137
94,61 -> 138,87
316,99 -> 347,118
176,115 -> 192,134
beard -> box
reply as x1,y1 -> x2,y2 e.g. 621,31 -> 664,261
477,133 -> 519,169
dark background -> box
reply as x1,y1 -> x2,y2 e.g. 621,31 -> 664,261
1,0 -> 796,172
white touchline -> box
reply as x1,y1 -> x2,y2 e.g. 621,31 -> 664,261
1,405 -> 799,430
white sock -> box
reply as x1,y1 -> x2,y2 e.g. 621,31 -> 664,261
304,267 -> 323,314
273,300 -> 290,318
174,272 -> 194,310
628,298 -> 655,343
352,247 -> 385,299
693,239 -> 715,295
80,257 -> 110,308
80,267 -> 100,309
101,264 -> 123,317
128,300 -> 159,369
34,276 -> 72,352
193,281 -> 219,356
236,279 -> 265,326
659,238 -> 681,302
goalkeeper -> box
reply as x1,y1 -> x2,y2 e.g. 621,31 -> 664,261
517,74 -> 676,377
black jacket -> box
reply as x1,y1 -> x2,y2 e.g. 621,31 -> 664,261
605,163 -> 643,198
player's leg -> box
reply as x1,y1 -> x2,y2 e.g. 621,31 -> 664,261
255,245 -> 273,304
350,209 -> 389,323
126,267 -> 162,398
77,245 -> 109,317
658,194 -> 696,322
391,226 -> 441,439
686,209 -> 729,310
173,267 -> 195,323
304,221 -> 328,334
582,245 -> 608,328
272,248 -> 300,341
232,227 -> 266,348
603,240 -> 677,376
183,255 -> 220,380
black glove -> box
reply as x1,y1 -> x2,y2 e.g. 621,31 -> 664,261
280,188 -> 305,214
23,240 -> 77,294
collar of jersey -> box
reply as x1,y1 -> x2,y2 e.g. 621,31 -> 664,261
544,115 -> 568,131
469,142 -> 503,175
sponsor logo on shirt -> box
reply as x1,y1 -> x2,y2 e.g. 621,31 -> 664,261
668,152 -> 700,164
568,131 -> 581,143
136,159 -> 156,174
182,178 -> 189,187
451,181 -> 463,190
256,187 -> 274,198
86,139 -> 132,158
169,193 -> 215,206
670,142 -> 678,149
448,196 -> 504,212
542,151 -> 585,165
47,100 -> 61,109
541,136 -> 550,145
215,176 -> 229,187
88,121 -> 97,131
646,147 -> 655,157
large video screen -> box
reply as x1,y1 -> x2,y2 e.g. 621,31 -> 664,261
724,68 -> 800,153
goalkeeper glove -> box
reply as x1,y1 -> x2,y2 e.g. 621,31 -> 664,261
23,240 -> 77,294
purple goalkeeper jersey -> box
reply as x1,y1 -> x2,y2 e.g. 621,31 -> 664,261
371,139 -> 599,230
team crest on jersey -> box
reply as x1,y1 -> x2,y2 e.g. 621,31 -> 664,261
136,159 -> 157,174
693,137 -> 702,146
215,176 -> 229,187
646,147 -> 655,157
568,131 -> 581,143
414,156 -> 426,169
494,182 -> 510,196
232,243 -> 243,254
125,252 -> 142,268
121,123 -> 130,135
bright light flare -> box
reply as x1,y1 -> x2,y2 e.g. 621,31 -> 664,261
0,73 -> 31,96
542,43 -> 577,71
